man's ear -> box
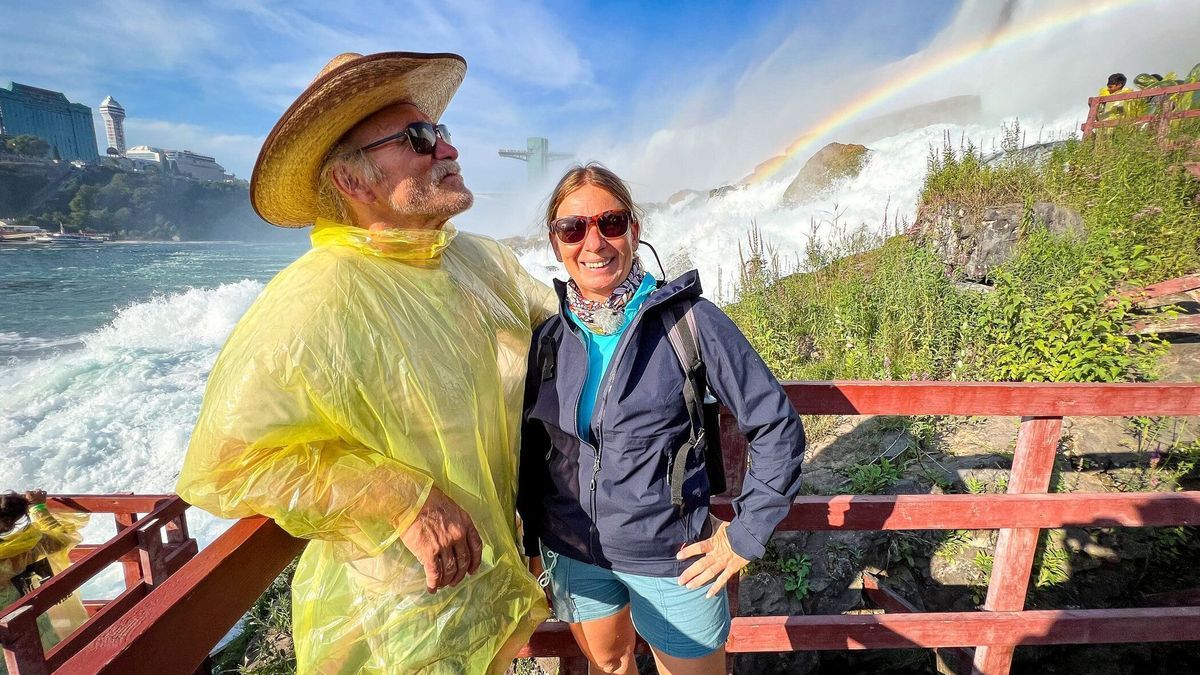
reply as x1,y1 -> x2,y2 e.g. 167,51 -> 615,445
329,165 -> 376,205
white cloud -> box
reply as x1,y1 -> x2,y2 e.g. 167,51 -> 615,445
122,118 -> 264,179
573,0 -> 1200,202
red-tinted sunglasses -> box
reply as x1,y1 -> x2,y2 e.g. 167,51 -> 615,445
550,209 -> 634,244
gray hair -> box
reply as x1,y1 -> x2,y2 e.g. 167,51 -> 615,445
316,137 -> 384,225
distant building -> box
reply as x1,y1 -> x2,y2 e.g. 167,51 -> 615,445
125,145 -> 170,172
99,95 -> 126,155
125,144 -> 229,181
0,82 -> 99,163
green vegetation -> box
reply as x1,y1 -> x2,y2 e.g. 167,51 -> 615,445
0,134 -> 51,158
843,457 -> 903,494
727,122 -> 1199,387
781,553 -> 813,601
0,162 -> 280,241
972,550 -> 994,578
211,561 -> 297,674
1034,532 -> 1071,588
726,224 -> 972,382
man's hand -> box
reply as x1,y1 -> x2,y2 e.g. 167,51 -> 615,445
400,486 -> 483,593
676,519 -> 749,598
23,490 -> 47,506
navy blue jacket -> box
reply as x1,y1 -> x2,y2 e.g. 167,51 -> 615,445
517,271 -> 805,577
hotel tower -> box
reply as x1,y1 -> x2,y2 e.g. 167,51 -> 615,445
99,95 -> 126,155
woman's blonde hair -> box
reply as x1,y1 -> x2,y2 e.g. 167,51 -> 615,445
545,162 -> 642,229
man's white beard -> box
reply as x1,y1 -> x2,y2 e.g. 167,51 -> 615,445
387,160 -> 473,221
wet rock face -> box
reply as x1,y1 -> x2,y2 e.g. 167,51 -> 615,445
781,142 -> 870,205
917,201 -> 1084,282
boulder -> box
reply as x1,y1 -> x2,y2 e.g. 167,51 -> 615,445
707,185 -> 741,200
917,201 -> 1085,282
781,143 -> 870,205
665,188 -> 705,206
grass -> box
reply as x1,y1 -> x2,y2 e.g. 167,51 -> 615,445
843,457 -> 904,494
725,222 -> 974,383
726,120 -> 1198,386
935,530 -> 974,559
781,553 -> 813,601
210,560 -> 297,674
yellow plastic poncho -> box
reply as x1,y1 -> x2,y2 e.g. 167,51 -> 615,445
177,219 -> 554,674
0,506 -> 90,668
1097,85 -> 1138,120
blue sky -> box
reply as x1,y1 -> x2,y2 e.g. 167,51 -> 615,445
0,1 -> 957,204
15,1 -> 1198,237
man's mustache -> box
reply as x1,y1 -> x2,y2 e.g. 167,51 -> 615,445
431,160 -> 461,183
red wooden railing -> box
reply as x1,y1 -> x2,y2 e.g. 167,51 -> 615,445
5,382 -> 1200,674
1119,273 -> 1200,335
1081,81 -> 1200,140
0,495 -> 197,675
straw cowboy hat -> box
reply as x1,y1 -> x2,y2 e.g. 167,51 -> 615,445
250,51 -> 467,227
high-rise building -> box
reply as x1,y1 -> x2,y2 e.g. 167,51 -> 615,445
0,82 -> 99,163
99,95 -> 126,155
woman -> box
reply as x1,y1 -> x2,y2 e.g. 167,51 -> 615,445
0,490 -> 90,668
517,164 -> 805,674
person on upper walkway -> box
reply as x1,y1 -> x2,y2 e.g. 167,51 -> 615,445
176,51 -> 555,674
1098,72 -> 1135,120
517,163 -> 805,675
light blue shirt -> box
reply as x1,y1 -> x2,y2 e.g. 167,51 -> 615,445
567,274 -> 657,441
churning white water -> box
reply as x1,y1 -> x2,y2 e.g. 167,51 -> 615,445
517,113 -> 1081,298
0,280 -> 264,595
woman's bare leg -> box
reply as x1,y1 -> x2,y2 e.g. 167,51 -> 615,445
649,645 -> 726,675
566,604 -> 638,674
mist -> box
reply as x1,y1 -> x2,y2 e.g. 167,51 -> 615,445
487,0 -> 1200,298
603,0 -> 1198,200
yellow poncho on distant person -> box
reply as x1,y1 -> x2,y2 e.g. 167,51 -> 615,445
0,507 -> 90,668
177,219 -> 554,674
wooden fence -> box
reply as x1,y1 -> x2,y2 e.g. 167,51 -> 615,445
4,381 -> 1199,674
0,495 -> 197,674
1081,81 -> 1200,141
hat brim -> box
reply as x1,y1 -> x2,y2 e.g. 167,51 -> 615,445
250,52 -> 467,228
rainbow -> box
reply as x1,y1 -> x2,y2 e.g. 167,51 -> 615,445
744,0 -> 1152,185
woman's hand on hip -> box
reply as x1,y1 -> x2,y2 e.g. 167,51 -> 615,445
676,519 -> 748,598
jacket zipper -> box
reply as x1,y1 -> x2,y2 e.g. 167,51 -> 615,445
565,325 -> 600,561
560,285 -> 682,563
587,298 -> 666,554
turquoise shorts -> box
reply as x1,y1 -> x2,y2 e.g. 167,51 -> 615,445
539,546 -> 731,659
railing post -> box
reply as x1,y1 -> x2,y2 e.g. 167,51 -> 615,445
137,521 -> 169,587
1082,96 -> 1100,136
0,605 -> 49,675
165,513 -> 190,545
727,574 -> 740,675
114,512 -> 142,589
1156,95 -> 1175,146
972,416 -> 1063,675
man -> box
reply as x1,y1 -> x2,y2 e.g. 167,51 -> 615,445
1098,72 -> 1134,120
177,52 -> 553,674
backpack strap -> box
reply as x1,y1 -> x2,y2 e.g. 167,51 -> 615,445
538,320 -> 563,381
661,301 -> 706,507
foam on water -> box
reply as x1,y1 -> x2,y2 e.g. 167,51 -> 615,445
0,280 -> 263,596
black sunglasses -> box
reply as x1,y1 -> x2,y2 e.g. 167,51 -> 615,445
359,122 -> 451,155
550,209 -> 634,244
